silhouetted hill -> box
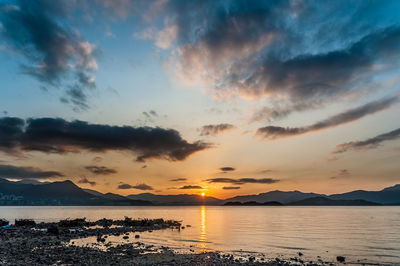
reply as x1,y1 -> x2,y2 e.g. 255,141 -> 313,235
1,178 -> 399,206
224,201 -> 283,206
381,184 -> 400,192
288,196 -> 381,206
225,190 -> 324,204
0,179 -> 152,206
127,193 -> 222,205
329,185 -> 400,204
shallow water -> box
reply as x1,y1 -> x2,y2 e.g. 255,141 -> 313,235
1,206 -> 399,264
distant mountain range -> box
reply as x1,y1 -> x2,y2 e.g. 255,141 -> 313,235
126,193 -> 222,205
0,178 -> 152,206
0,178 -> 399,206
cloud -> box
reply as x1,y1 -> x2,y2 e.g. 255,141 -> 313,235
250,101 -> 324,123
0,164 -> 64,179
258,169 -> 273,174
334,127 -> 400,153
157,1 -> 400,117
222,186 -> 241,190
200,123 -> 236,136
330,169 -> 350,179
0,0 -> 98,110
149,110 -> 158,117
206,177 -> 279,185
92,156 -> 103,163
85,166 -> 117,175
170,178 -> 187,182
219,167 -> 235,172
179,185 -> 202,189
118,183 -> 154,190
78,177 -> 96,186
257,97 -> 398,139
0,117 -> 211,162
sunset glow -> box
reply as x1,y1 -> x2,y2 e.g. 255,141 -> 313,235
0,0 -> 399,198
1,1 -> 400,265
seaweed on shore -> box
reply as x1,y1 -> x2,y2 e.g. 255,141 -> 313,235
59,218 -> 87,227
15,219 -> 36,227
0,218 -> 9,226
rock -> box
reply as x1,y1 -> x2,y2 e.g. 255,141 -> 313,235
298,252 -> 303,256
337,256 -> 346,263
47,226 -> 59,235
15,219 -> 36,227
0,219 -> 9,226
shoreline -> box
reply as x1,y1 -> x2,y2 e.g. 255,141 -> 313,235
0,217 -> 362,265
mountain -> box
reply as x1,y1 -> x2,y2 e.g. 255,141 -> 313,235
224,190 -> 324,204
223,185 -> 400,205
0,178 -> 152,206
127,193 -> 222,205
83,188 -> 105,197
15,179 -> 50,185
83,189 -> 129,201
224,201 -> 283,206
329,185 -> 400,204
381,184 -> 400,192
288,196 -> 381,206
1,178 -> 399,206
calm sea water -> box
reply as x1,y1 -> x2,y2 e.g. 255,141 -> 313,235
1,206 -> 399,264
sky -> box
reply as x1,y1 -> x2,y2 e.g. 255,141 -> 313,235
0,0 -> 400,198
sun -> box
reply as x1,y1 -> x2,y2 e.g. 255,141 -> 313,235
201,192 -> 205,197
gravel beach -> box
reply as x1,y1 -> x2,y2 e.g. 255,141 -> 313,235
0,218 -> 339,265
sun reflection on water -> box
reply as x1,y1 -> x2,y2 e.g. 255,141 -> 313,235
198,205 -> 208,251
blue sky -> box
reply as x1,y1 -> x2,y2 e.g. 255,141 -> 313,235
0,0 -> 400,196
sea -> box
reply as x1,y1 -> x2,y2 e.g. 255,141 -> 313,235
1,206 -> 399,264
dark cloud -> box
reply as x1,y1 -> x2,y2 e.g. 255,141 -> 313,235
334,128 -> 400,153
161,1 -> 400,116
142,112 -> 151,119
257,97 -> 398,139
179,185 -> 202,189
250,101 -> 324,123
170,178 -> 187,182
78,177 -> 96,186
149,110 -> 158,117
132,183 -> 154,190
118,183 -> 132,189
118,183 -> 154,190
0,117 -> 211,162
0,0 -> 98,110
200,123 -> 236,136
85,166 -> 117,175
219,167 -> 235,172
0,164 -> 64,179
206,178 -> 279,185
222,186 -> 241,190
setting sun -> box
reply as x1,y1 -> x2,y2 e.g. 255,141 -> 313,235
201,192 -> 205,197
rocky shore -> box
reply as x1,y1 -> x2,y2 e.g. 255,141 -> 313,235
0,217 -> 340,265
